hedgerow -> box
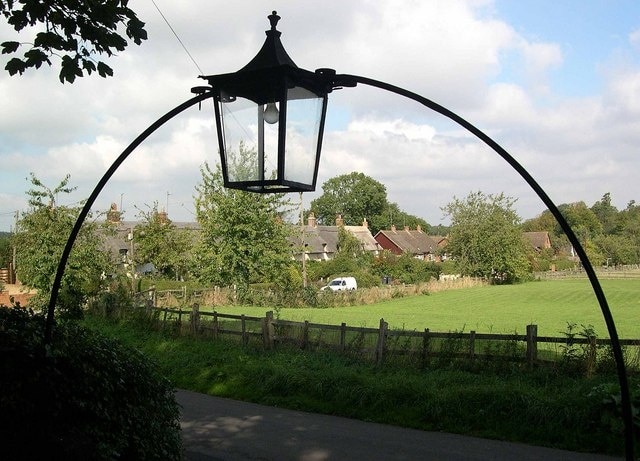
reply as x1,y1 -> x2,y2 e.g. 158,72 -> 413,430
0,306 -> 182,460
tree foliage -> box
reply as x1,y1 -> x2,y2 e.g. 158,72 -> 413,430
443,191 -> 530,283
1,0 -> 147,83
0,232 -> 11,266
0,306 -> 182,460
311,172 -> 387,228
194,159 -> 293,289
12,174 -> 111,316
522,193 -> 640,266
310,172 -> 429,235
133,203 -> 194,280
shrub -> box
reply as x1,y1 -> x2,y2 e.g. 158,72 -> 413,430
0,306 -> 182,460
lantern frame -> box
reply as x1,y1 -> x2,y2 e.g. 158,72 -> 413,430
199,11 -> 336,193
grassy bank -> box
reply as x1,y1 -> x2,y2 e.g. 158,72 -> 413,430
84,316 -> 633,457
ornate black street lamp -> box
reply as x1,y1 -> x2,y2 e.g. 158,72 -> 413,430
194,11 -> 336,193
46,11 -> 634,459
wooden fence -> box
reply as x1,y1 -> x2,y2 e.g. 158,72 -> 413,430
146,304 -> 640,370
535,265 -> 640,280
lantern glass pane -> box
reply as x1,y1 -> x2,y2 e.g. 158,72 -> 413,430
220,96 -> 279,183
284,86 -> 323,186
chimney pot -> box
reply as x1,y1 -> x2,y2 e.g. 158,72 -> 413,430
308,212 -> 317,227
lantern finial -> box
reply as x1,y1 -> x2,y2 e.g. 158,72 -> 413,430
268,11 -> 280,30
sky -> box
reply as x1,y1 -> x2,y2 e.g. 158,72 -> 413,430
1,0 -> 640,232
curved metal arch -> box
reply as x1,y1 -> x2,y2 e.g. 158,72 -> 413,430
44,92 -> 213,343
338,73 -> 633,459
43,74 -> 633,458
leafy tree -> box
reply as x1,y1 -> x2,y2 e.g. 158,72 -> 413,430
133,203 -> 194,280
521,209 -> 557,233
593,234 -> 639,266
442,191 -> 530,283
0,232 -> 11,266
336,226 -> 365,259
369,202 -> 430,236
310,172 -> 387,229
556,202 -> 602,242
591,193 -> 620,235
310,172 -> 430,235
1,0 -> 147,83
12,174 -> 111,317
194,160 -> 293,290
370,250 -> 440,285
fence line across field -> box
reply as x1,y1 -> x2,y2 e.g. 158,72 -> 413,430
143,301 -> 640,370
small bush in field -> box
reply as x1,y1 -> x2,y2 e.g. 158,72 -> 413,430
0,306 -> 182,460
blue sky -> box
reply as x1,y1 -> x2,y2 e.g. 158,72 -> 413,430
494,1 -> 639,96
1,0 -> 640,232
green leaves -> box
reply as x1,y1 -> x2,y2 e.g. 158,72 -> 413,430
0,309 -> 182,459
443,191 -> 530,283
14,174 -> 110,315
310,172 -> 429,235
194,157 -> 293,288
1,0 -> 147,82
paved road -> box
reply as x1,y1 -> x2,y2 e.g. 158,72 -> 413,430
177,389 -> 622,461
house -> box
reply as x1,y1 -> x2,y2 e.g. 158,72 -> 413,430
374,225 -> 446,261
523,231 -> 551,251
290,213 -> 380,262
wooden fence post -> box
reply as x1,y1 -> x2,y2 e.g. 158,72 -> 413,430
212,311 -> 219,340
421,328 -> 431,366
469,330 -> 476,359
262,311 -> 275,349
340,322 -> 346,352
190,303 -> 200,335
526,324 -> 538,367
376,318 -> 388,365
587,335 -> 597,377
241,315 -> 248,346
302,320 -> 309,350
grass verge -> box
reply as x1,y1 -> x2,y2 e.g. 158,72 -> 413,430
84,315 -> 634,457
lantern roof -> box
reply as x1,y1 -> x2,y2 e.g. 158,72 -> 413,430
239,11 -> 297,72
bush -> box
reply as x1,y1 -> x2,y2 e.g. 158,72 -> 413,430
0,306 -> 182,460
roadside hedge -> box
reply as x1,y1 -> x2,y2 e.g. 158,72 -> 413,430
0,306 -> 182,460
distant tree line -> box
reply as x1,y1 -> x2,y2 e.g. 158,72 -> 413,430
522,192 -> 640,267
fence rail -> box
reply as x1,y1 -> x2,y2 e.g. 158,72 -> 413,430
145,304 -> 640,370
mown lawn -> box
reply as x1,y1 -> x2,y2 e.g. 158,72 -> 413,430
209,279 -> 640,338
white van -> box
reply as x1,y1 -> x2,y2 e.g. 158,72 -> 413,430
321,277 -> 357,292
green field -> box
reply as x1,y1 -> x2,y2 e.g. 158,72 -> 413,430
211,279 -> 640,339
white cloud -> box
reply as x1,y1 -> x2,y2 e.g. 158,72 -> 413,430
2,0 -> 640,231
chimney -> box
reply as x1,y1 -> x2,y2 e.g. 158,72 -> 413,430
417,225 -> 422,233
335,213 -> 344,227
157,210 -> 169,224
308,212 -> 317,227
404,225 -> 410,232
362,217 -> 368,228
107,203 -> 121,223
391,224 -> 396,232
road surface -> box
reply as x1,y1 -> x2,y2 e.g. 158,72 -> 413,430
177,389 -> 622,461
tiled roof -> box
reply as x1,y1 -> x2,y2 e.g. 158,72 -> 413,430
375,227 -> 441,254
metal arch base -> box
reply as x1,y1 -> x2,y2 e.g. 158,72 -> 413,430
338,73 -> 634,460
43,92 -> 212,343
